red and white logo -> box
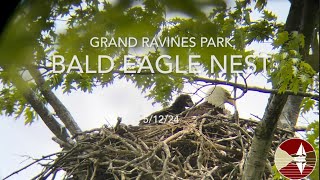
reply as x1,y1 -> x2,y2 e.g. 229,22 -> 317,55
274,138 -> 317,179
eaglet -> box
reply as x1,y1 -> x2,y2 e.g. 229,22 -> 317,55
139,94 -> 194,125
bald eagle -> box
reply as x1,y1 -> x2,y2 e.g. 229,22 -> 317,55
205,86 -> 235,108
185,86 -> 235,117
139,94 -> 194,125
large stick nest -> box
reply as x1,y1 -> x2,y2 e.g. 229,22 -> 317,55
33,114 -> 293,180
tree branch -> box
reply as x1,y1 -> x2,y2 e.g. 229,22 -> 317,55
2,152 -> 62,180
27,66 -> 82,136
112,70 -> 319,100
39,68 -> 319,100
6,67 -> 70,143
190,76 -> 319,101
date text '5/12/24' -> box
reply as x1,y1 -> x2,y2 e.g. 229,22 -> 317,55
143,115 -> 179,124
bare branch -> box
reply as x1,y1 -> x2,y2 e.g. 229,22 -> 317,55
3,152 -> 62,180
27,66 -> 82,136
191,76 -> 319,101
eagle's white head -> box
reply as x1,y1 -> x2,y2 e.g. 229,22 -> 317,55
205,86 -> 235,108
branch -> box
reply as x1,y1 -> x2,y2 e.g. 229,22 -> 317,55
113,70 -> 319,100
39,67 -> 319,100
3,152 -> 61,180
191,76 -> 319,101
6,67 -> 71,142
27,66 -> 82,136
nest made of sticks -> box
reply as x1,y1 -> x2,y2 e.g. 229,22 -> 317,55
28,114 -> 293,180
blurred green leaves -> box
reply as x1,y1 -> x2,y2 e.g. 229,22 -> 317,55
0,0 -> 318,112
48,0 -> 253,105
0,0 -> 52,66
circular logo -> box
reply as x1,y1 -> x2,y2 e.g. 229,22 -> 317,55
274,138 -> 317,179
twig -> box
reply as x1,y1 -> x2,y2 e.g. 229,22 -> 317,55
3,152 -> 62,180
191,76 -> 319,100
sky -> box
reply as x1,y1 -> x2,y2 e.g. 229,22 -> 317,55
0,1 -> 317,179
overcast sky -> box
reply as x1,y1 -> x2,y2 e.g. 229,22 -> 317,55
0,1 -> 317,179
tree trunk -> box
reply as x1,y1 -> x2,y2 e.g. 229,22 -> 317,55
242,0 -> 319,179
28,66 -> 82,136
278,96 -> 304,128
278,0 -> 319,129
242,94 -> 288,179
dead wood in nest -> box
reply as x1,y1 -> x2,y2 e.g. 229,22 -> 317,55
6,115 -> 294,180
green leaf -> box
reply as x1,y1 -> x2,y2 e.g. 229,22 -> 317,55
306,121 -> 319,180
273,31 -> 289,47
272,165 -> 286,179
24,107 -> 37,125
300,98 -> 315,114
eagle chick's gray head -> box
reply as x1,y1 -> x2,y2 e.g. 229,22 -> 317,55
171,94 -> 194,109
205,86 -> 235,108
176,94 -> 194,107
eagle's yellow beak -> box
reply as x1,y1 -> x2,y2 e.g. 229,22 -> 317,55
226,98 -> 236,106
223,90 -> 236,106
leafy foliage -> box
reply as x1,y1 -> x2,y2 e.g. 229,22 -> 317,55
301,97 -> 316,114
0,1 -> 318,123
0,1 -> 318,180
0,78 -> 41,124
307,120 -> 319,180
272,165 -> 286,180
270,31 -> 316,95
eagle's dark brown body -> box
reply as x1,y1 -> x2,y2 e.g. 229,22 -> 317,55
183,101 -> 225,117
